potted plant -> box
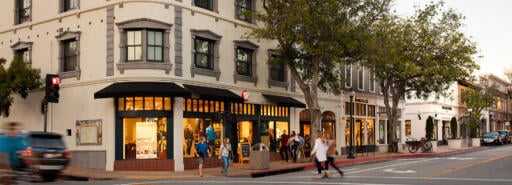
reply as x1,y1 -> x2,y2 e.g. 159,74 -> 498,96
469,117 -> 481,147
448,117 -> 462,149
425,116 -> 437,152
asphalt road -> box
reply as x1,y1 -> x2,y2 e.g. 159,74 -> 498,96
47,145 -> 512,185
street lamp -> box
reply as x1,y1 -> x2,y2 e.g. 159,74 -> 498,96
467,108 -> 472,146
347,90 -> 356,159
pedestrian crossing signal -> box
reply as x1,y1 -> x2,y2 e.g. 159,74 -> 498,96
45,74 -> 60,103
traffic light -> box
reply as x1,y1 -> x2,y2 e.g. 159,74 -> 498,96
45,74 -> 60,103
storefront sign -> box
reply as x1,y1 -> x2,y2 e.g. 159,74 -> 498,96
76,119 -> 102,146
240,143 -> 250,157
241,90 -> 249,102
355,98 -> 368,103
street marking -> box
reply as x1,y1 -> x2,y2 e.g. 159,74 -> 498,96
382,168 -> 416,174
117,180 -> 409,185
346,158 -> 436,174
424,153 -> 512,178
347,175 -> 512,182
446,157 -> 474,160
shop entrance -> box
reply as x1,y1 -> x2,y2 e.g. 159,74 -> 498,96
123,117 -> 168,159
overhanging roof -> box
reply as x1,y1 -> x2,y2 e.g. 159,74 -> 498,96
183,84 -> 243,102
94,82 -> 190,99
262,94 -> 306,108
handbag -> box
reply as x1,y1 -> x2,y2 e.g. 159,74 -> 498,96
228,150 -> 234,166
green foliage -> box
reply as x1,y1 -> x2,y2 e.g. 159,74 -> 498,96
461,87 -> 494,138
0,57 -> 42,117
249,0 -> 391,142
450,117 -> 458,139
361,1 -> 479,150
426,116 -> 434,140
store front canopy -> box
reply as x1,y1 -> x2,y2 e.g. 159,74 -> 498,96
183,84 -> 243,102
94,82 -> 191,99
262,94 -> 306,108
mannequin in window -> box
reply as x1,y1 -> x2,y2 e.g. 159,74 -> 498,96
206,123 -> 216,157
184,125 -> 194,156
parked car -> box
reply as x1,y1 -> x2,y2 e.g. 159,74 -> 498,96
481,132 -> 503,146
15,131 -> 71,182
496,130 -> 511,144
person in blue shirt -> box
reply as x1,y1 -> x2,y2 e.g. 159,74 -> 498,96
195,136 -> 210,177
205,124 -> 216,157
0,122 -> 26,171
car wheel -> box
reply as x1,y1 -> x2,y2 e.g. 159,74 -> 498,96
40,173 -> 59,182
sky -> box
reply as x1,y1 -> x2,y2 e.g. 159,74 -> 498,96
392,0 -> 512,82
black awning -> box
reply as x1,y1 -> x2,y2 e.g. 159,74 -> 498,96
263,94 -> 306,108
183,84 -> 243,102
94,82 -> 191,99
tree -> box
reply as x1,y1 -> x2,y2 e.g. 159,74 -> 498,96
250,0 -> 391,143
425,116 -> 434,140
362,2 -> 479,152
0,57 -> 42,117
450,117 -> 458,139
461,86 -> 495,138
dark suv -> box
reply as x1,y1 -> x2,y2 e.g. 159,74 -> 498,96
16,131 -> 71,181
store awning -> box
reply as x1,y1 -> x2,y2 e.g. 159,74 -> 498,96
94,82 -> 191,99
183,84 -> 243,102
262,94 -> 306,108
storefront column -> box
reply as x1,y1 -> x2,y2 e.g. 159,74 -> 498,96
173,97 -> 185,171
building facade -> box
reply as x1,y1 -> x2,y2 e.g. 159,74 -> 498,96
0,0 -> 402,171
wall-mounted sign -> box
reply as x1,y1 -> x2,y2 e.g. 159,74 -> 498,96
355,98 -> 368,103
241,89 -> 249,102
76,119 -> 102,146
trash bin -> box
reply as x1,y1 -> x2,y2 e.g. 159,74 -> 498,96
249,143 -> 269,170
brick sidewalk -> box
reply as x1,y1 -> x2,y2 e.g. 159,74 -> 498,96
54,145 -> 484,180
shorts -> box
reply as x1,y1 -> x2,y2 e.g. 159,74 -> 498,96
198,156 -> 205,164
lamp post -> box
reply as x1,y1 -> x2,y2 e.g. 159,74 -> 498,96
347,91 -> 356,159
467,107 -> 472,147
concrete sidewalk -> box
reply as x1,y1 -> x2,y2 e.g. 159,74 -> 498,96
57,145 -> 484,180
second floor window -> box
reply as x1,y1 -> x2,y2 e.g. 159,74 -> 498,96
195,0 -> 213,11
16,0 -> 31,24
63,0 -> 78,12
236,0 -> 252,22
194,37 -> 214,70
369,70 -> 375,92
358,67 -> 364,90
126,30 -> 142,61
345,64 -> 352,87
126,30 -> 164,62
236,48 -> 253,76
270,62 -> 285,82
147,31 -> 163,62
15,48 -> 30,64
63,39 -> 77,72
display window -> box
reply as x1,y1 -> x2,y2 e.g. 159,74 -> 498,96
123,117 -> 167,160
379,120 -> 386,144
367,119 -> 375,144
182,118 -> 222,157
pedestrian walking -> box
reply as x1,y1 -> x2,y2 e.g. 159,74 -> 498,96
289,131 -> 299,163
279,130 -> 289,162
219,137 -> 232,175
195,136 -> 210,177
310,131 -> 330,179
324,133 -> 344,177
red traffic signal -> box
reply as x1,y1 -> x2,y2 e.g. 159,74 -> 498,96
45,74 -> 60,103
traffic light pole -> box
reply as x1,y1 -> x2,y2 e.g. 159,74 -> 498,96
43,100 -> 48,132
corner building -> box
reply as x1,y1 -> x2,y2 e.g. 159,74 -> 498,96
0,0 -> 404,171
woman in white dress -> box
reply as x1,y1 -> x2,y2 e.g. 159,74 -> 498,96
310,131 -> 330,179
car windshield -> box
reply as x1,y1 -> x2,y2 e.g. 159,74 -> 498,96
29,135 -> 65,149
483,132 -> 498,137
497,131 -> 508,135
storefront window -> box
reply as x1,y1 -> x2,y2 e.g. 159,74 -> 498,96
182,118 -> 222,157
405,120 -> 411,136
238,121 -> 253,143
123,117 -> 167,160
379,121 -> 385,144
367,119 -> 375,144
118,96 -> 171,111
